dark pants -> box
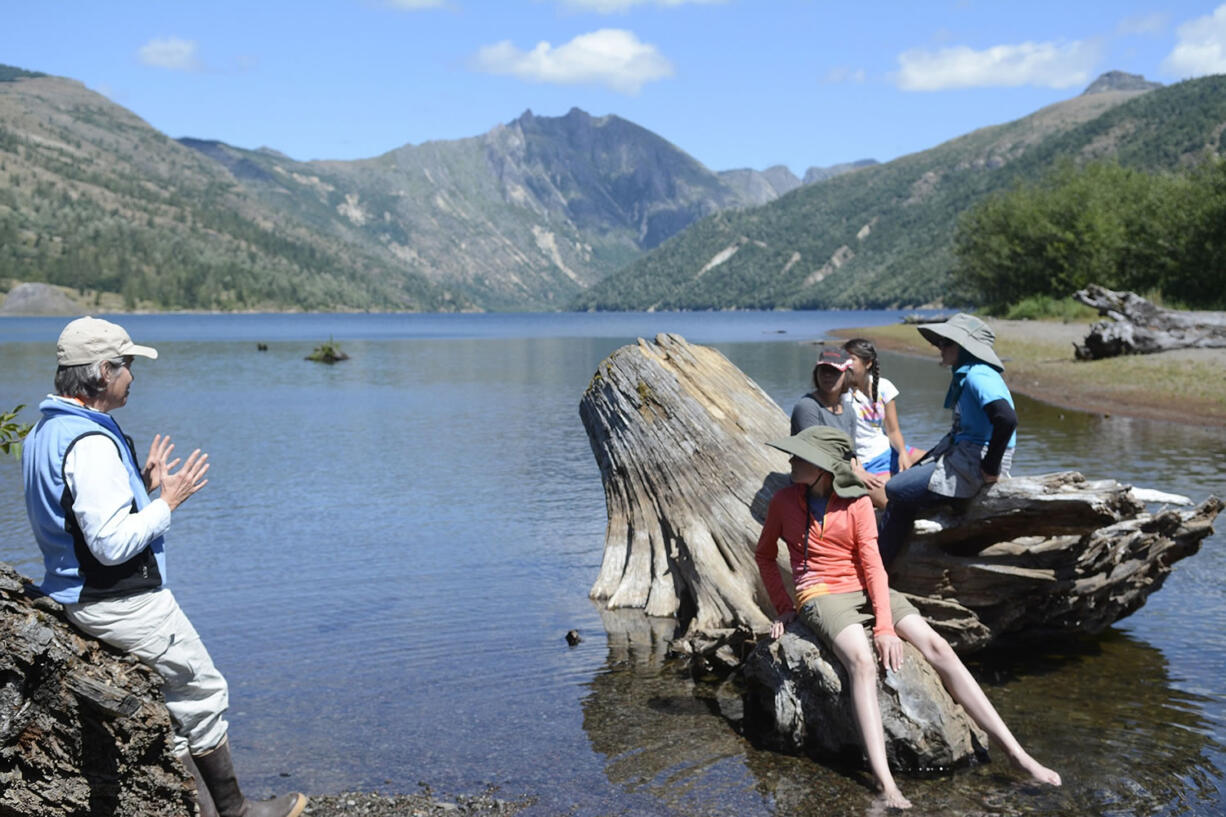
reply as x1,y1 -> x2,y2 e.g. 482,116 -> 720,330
879,461 -> 941,568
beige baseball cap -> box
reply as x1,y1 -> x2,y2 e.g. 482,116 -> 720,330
57,317 -> 159,366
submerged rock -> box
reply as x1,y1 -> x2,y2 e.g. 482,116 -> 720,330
742,622 -> 986,771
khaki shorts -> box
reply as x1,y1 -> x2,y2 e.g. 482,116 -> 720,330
797,588 -> 919,647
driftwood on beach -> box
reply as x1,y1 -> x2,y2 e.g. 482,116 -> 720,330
0,562 -> 193,817
580,333 -> 1220,651
1073,284 -> 1226,359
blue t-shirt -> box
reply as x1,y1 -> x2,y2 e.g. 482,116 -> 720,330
952,363 -> 1016,448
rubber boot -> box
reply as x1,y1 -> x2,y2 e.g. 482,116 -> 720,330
192,737 -> 307,817
177,751 -> 219,817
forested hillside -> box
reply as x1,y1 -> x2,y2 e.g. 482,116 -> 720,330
1,63 -> 823,312
0,71 -> 463,312
575,74 -> 1226,311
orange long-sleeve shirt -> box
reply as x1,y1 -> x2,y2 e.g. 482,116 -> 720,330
754,483 -> 896,637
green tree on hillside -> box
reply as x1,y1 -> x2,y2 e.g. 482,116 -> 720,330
953,160 -> 1225,310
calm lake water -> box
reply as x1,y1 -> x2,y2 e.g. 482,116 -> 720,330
1,311 -> 1223,817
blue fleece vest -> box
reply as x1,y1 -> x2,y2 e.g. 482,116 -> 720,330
23,397 -> 165,603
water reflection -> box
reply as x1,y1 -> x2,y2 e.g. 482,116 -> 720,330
581,608 -> 1221,817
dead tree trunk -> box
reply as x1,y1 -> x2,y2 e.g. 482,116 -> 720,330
1073,284 -> 1226,359
580,334 -> 1221,653
0,562 -> 194,817
580,333 -> 789,635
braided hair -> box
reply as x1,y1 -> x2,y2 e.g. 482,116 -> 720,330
842,338 -> 879,404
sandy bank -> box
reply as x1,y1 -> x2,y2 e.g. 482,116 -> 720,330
831,318 -> 1226,428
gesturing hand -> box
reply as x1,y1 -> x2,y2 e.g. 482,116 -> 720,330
143,434 -> 178,491
155,446 -> 210,511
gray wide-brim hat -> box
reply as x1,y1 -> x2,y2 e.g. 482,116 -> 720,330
916,312 -> 1004,371
766,425 -> 867,499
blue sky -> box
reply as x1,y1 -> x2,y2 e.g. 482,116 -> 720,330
5,1 -> 1226,175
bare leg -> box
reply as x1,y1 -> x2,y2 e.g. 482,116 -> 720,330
831,625 -> 913,809
894,615 -> 1061,787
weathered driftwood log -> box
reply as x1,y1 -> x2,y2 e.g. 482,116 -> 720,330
1073,284 -> 1226,359
742,623 -> 986,770
895,485 -> 1223,651
0,561 -> 193,817
580,334 -> 1221,654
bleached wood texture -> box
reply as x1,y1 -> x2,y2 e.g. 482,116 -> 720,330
580,333 -> 1221,652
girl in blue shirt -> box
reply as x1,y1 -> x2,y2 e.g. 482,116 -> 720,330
877,314 -> 1018,567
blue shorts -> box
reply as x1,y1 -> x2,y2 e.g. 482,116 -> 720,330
862,446 -> 921,476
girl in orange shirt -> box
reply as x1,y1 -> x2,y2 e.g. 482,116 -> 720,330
755,426 -> 1060,809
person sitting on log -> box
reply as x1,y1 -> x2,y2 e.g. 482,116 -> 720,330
21,317 -> 307,817
790,346 -> 859,441
877,313 -> 1017,567
755,425 -> 1060,809
841,337 -> 924,508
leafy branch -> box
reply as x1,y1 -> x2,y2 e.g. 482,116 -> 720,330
1,405 -> 32,458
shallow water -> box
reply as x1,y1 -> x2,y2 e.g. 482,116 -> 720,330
0,311 -> 1222,816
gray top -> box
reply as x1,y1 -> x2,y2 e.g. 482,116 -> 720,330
790,392 -> 858,447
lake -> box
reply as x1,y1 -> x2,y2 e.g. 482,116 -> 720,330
1,311 -> 1223,816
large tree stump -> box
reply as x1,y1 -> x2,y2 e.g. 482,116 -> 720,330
0,562 -> 194,817
579,334 -> 1221,653
1073,284 -> 1226,359
580,333 -> 789,634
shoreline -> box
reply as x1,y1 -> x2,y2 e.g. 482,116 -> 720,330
830,319 -> 1226,428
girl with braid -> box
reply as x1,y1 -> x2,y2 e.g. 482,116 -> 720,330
842,338 -> 922,509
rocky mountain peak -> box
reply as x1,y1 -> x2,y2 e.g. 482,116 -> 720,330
1082,71 -> 1162,95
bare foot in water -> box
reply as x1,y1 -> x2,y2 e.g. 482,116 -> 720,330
877,786 -> 913,810
1011,752 -> 1062,786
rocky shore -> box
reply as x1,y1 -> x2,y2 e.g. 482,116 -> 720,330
302,790 -> 528,817
831,318 -> 1226,427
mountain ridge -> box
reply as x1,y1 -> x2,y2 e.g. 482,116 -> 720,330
574,72 -> 1222,311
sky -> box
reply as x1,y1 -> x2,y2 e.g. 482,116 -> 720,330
5,1 -> 1226,176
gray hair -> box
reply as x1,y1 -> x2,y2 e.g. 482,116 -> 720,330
55,358 -> 123,399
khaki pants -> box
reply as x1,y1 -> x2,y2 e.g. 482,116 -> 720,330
65,588 -> 229,755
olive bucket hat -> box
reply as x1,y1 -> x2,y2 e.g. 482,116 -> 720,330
916,312 -> 1004,371
766,425 -> 867,499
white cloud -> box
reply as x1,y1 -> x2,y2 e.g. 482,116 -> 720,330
1162,5 -> 1226,78
895,40 -> 1099,91
560,0 -> 724,12
822,66 -> 866,85
138,37 -> 201,71
1116,12 -> 1167,37
472,29 -> 674,94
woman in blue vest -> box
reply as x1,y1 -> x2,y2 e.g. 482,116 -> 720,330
877,314 -> 1018,567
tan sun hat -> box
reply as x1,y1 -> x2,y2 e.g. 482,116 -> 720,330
916,312 -> 1004,371
57,316 -> 159,366
766,425 -> 867,499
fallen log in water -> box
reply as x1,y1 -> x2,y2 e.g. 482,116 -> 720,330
580,333 -> 1221,654
0,561 -> 193,817
1073,284 -> 1226,359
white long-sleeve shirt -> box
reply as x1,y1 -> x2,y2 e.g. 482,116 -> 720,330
63,433 -> 171,566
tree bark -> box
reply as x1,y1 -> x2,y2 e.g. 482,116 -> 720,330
580,333 -> 1222,654
0,562 -> 194,817
1073,284 -> 1226,359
